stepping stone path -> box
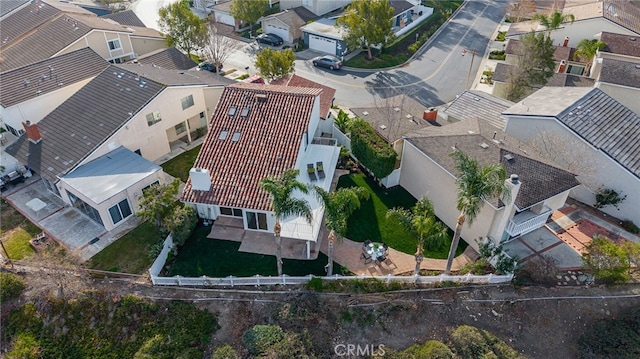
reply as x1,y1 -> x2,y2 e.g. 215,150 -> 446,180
555,270 -> 594,286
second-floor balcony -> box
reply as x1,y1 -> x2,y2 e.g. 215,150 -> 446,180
505,207 -> 553,237
311,137 -> 337,146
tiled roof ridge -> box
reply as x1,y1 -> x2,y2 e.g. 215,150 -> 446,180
0,9 -> 65,51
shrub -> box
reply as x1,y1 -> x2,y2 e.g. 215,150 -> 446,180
305,277 -> 324,292
350,119 -> 397,179
621,220 -> 639,234
0,272 -> 25,302
212,344 -> 239,359
449,325 -> 523,359
236,73 -> 250,80
242,325 -> 285,356
582,236 -> 631,283
578,308 -> 640,358
495,31 -> 506,41
404,340 -> 453,358
595,188 -> 626,209
6,333 -> 41,359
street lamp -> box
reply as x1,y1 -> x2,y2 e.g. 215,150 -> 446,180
461,48 -> 478,90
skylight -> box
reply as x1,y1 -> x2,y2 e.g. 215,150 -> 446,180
240,106 -> 250,117
232,132 -> 241,142
228,106 -> 237,116
218,130 -> 229,140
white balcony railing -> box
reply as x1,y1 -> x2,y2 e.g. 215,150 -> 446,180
505,208 -> 552,237
311,137 -> 337,146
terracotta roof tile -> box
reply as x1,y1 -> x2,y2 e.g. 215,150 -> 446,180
270,74 -> 335,118
182,83 -> 321,211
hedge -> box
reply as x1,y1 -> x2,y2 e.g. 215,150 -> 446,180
350,119 -> 397,179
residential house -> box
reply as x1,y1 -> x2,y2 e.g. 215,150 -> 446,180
100,9 -> 146,28
269,73 -> 336,121
132,47 -> 198,71
396,118 -> 579,249
4,65 -> 233,230
502,87 -> 640,225
0,0 -> 29,20
300,18 -> 349,56
209,0 -> 239,29
0,0 -> 166,72
181,83 -> 341,258
506,0 -> 640,48
260,7 -> 317,43
439,90 -> 515,129
0,48 -> 109,137
280,0 -> 351,17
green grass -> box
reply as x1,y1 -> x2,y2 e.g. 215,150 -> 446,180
337,173 -> 466,259
3,228 -> 35,260
168,227 -> 345,277
160,145 -> 202,182
88,221 -> 162,274
1,199 -> 39,260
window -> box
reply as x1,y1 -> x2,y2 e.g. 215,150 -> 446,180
199,111 -> 205,119
108,39 -> 121,51
567,64 -> 585,75
146,111 -> 161,126
231,131 -> 241,142
175,122 -> 187,135
5,124 -> 24,137
221,207 -> 243,217
246,211 -> 267,230
68,192 -> 103,226
141,180 -> 160,195
228,106 -> 237,116
240,106 -> 250,117
109,199 -> 132,225
181,95 -> 194,110
218,130 -> 229,141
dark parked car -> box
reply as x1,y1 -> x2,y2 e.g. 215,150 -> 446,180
312,56 -> 342,70
256,33 -> 284,46
198,62 -> 223,73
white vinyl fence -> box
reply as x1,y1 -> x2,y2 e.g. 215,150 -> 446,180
149,235 -> 513,287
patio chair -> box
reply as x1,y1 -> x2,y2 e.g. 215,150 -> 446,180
375,255 -> 386,265
363,239 -> 372,247
307,163 -> 317,181
382,243 -> 389,251
360,252 -> 372,264
316,161 -> 325,179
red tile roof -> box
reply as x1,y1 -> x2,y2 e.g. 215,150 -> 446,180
182,83 -> 322,211
270,74 -> 336,119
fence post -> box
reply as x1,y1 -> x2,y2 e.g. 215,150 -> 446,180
229,275 -> 234,287
487,273 -> 493,283
282,274 -> 286,285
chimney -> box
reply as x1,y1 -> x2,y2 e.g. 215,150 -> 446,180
423,107 -> 438,121
189,168 -> 211,191
562,36 -> 569,47
487,174 -> 522,242
22,121 -> 42,143
557,60 -> 567,73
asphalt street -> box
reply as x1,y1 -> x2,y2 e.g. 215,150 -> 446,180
132,0 -> 507,108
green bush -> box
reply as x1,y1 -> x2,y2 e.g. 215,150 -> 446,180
404,340 -> 453,358
449,325 -> 523,359
305,277 -> 324,292
0,272 -> 25,302
212,344 -> 239,359
622,220 -> 639,234
350,119 -> 397,179
496,31 -> 506,41
578,308 -> 640,358
6,333 -> 41,359
236,73 -> 250,80
242,325 -> 285,356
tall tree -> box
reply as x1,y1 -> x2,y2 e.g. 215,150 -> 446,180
444,151 -> 508,275
335,0 -> 395,60
203,21 -> 240,73
259,169 -> 312,276
573,39 -> 606,76
229,0 -> 269,36
158,1 -> 208,58
254,48 -> 296,82
136,179 -> 181,229
505,31 -> 555,102
532,10 -> 575,36
314,186 -> 370,276
387,198 -> 449,275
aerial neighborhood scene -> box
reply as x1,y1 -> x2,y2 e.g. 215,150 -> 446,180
2,0 -> 640,357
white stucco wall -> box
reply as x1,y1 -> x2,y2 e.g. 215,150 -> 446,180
398,140 -> 500,250
0,79 -> 92,131
504,115 -> 640,225
509,19 -> 637,48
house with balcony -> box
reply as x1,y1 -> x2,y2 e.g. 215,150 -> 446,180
0,0 -> 166,72
4,65 -> 232,231
0,47 -> 109,137
395,118 -> 579,249
502,86 -> 640,226
181,83 -> 341,258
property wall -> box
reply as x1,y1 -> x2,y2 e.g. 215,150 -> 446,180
0,79 -> 91,130
129,36 -> 167,58
504,115 -> 640,225
82,86 -> 210,164
595,83 -> 640,116
398,141 -> 500,250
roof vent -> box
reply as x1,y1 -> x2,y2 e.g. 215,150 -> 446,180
635,64 -> 640,69
631,37 -> 637,41
503,154 -> 514,161
379,125 -> 387,130
255,94 -> 268,103
509,174 -> 519,184
394,107 -> 400,112
479,142 -> 489,149
362,111 -> 369,116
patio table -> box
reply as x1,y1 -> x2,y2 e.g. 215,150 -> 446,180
364,242 -> 387,261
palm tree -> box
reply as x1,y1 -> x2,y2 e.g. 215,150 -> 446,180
444,151 -> 509,275
259,169 -> 312,276
573,39 -> 606,76
387,198 -> 449,275
315,186 -> 370,276
532,10 -> 575,37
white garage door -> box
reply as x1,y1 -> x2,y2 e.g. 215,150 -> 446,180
309,35 -> 336,55
265,23 -> 290,43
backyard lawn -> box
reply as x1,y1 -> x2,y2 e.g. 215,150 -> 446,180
160,145 -> 202,182
88,221 -> 162,274
337,173 -> 466,259
1,199 -> 39,260
168,227 -> 345,277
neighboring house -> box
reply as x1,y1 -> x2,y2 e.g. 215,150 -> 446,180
181,83 -> 341,258
100,9 -> 146,28
300,18 -> 349,56
390,0 -> 415,29
504,38 -> 588,75
280,0 -> 351,17
396,118 -> 579,249
506,0 -> 640,48
0,48 -> 109,137
0,0 -> 166,72
58,146 -> 164,231
209,0 -> 239,29
269,73 -> 336,121
260,6 -> 316,43
132,47 -> 198,70
502,87 -> 640,225
492,62 -> 594,99
0,0 -> 29,20
4,64 -> 233,230
440,90 -> 514,129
